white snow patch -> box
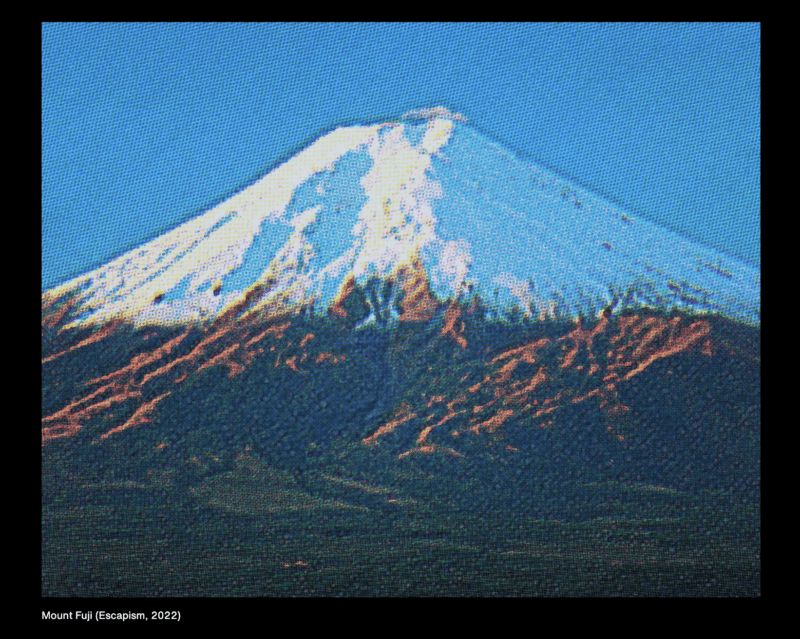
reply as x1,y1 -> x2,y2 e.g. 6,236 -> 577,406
432,239 -> 472,292
351,123 -> 451,278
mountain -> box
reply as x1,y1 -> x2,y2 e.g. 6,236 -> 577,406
43,106 -> 759,329
42,108 -> 760,597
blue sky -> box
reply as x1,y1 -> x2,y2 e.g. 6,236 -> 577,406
42,23 -> 760,291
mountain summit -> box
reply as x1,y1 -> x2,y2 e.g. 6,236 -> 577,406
43,108 -> 760,330
42,109 -> 760,596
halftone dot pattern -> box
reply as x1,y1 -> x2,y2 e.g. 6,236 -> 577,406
42,23 -> 759,600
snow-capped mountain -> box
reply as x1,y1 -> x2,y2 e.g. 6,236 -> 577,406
43,107 -> 760,329
42,108 -> 761,598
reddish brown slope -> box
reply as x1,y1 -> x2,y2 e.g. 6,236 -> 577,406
42,288 -> 349,445
365,305 -> 721,457
42,275 -> 754,465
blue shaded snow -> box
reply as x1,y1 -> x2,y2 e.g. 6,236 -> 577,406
428,123 -> 760,323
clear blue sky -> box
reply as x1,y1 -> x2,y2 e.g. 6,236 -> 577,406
42,23 -> 760,291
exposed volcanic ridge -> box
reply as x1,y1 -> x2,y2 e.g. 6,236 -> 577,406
42,108 -> 760,491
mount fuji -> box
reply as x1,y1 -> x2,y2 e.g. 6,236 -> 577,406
42,108 -> 760,597
43,106 -> 759,330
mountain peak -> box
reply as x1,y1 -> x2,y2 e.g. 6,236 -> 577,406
401,106 -> 468,122
43,114 -> 760,330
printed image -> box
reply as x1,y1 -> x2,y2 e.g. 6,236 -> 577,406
42,23 -> 760,598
